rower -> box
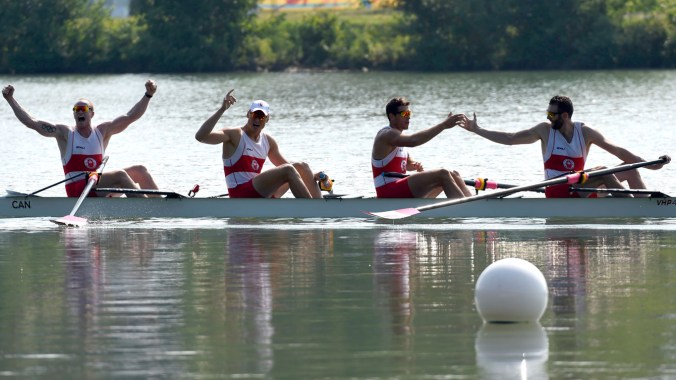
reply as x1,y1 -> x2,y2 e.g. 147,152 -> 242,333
2,81 -> 161,198
371,96 -> 473,199
459,95 -> 671,198
195,90 -> 327,199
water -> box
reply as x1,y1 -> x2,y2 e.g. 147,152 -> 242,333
0,225 -> 674,379
0,71 -> 675,379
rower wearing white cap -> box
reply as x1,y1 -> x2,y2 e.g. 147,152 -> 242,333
195,89 -> 326,198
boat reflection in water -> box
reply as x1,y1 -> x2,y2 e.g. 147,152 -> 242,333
224,231 -> 276,375
61,228 -> 189,378
373,230 -> 416,339
475,322 -> 549,380
63,228 -> 103,345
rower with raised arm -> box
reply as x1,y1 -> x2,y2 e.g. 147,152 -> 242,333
460,95 -> 671,198
195,89 -> 326,198
372,97 -> 472,198
2,80 -> 160,198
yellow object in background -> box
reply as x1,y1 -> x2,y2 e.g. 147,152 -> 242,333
258,0 -> 395,12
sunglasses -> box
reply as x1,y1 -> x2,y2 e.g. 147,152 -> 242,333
251,111 -> 267,119
73,105 -> 92,113
546,111 -> 559,119
397,110 -> 412,118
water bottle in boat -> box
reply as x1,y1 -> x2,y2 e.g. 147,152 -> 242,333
318,172 -> 333,192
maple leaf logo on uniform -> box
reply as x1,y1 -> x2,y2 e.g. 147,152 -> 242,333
84,158 -> 98,169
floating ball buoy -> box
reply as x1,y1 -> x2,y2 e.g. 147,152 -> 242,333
474,258 -> 548,323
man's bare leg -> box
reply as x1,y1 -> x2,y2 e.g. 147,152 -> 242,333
253,164 -> 312,198
124,165 -> 160,198
615,169 -> 648,197
450,170 -> 473,197
407,169 -> 467,199
292,161 -> 322,198
98,169 -> 146,198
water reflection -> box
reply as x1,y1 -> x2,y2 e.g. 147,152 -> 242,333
546,236 -> 589,322
224,231 -> 275,375
61,228 -> 189,378
0,226 -> 671,379
475,322 -> 549,380
220,227 -> 333,376
62,228 -> 103,379
373,230 -> 415,339
64,228 -> 103,336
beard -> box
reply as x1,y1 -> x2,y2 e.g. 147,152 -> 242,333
551,118 -> 564,130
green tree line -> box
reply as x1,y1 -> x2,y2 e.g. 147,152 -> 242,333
0,0 -> 673,74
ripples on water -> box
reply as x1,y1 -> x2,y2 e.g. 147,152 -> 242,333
0,224 -> 674,378
1,216 -> 676,232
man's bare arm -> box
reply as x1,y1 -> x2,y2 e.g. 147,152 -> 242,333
389,113 -> 466,148
98,80 -> 157,137
267,136 -> 290,167
195,89 -> 237,144
2,84 -> 67,139
462,112 -> 543,145
584,125 -> 670,170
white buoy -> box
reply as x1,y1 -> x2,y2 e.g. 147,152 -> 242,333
474,258 -> 548,323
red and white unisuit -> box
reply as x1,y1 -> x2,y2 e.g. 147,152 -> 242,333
543,122 -> 587,198
62,128 -> 104,197
224,132 -> 269,198
372,126 -> 412,198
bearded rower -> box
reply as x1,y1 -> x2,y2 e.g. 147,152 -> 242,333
460,95 -> 670,198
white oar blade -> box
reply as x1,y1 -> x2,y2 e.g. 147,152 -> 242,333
5,189 -> 30,197
51,215 -> 88,227
365,208 -> 421,220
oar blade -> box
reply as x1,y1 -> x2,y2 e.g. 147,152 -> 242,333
5,189 -> 30,197
51,215 -> 88,227
365,207 -> 421,220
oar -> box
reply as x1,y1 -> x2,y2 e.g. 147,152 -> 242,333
575,188 -> 670,198
383,172 -> 544,193
24,172 -> 86,197
367,157 -> 669,220
51,157 -> 109,227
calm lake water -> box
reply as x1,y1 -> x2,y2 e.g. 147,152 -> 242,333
0,71 -> 675,379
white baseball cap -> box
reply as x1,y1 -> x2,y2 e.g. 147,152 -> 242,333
249,100 -> 270,116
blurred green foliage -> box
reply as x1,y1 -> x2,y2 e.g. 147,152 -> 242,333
0,0 -> 672,73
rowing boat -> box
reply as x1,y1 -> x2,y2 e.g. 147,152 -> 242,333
3,192 -> 675,219
3,157 -> 670,222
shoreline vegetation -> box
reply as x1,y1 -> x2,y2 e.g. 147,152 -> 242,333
1,1 -> 674,74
